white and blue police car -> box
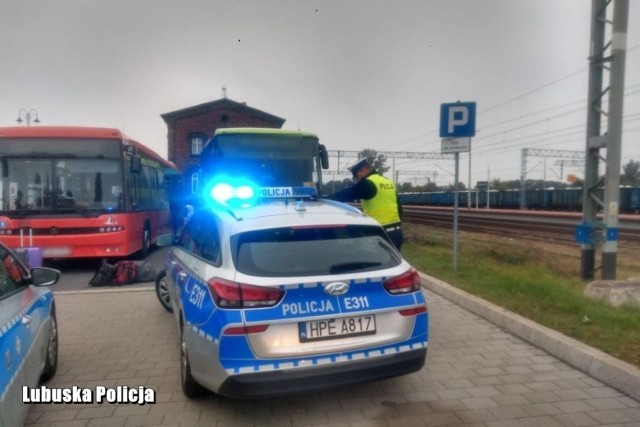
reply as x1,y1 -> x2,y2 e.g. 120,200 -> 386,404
0,241 -> 60,426
160,180 -> 428,398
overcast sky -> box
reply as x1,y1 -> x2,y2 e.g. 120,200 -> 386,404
1,0 -> 639,186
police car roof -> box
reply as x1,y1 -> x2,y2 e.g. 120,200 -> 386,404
206,199 -> 376,233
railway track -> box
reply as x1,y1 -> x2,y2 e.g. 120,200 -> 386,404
402,206 -> 640,248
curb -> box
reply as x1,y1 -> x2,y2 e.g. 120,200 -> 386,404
419,271 -> 640,402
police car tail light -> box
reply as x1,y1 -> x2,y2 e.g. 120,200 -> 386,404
240,284 -> 284,308
207,278 -> 284,308
208,278 -> 242,308
383,268 -> 422,294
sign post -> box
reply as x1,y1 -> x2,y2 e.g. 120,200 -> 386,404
453,152 -> 460,269
440,102 -> 476,271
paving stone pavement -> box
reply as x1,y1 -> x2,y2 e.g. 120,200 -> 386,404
25,287 -> 640,427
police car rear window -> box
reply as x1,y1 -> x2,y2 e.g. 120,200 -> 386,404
232,225 -> 401,277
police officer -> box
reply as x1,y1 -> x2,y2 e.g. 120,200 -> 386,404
327,158 -> 404,250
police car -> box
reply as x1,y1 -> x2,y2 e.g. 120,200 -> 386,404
0,241 -> 60,426
161,181 -> 428,398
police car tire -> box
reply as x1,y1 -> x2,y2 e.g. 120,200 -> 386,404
41,309 -> 58,382
181,324 -> 206,398
155,270 -> 173,313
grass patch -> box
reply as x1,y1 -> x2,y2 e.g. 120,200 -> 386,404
403,225 -> 640,368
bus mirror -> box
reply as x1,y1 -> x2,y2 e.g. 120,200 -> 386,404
130,155 -> 142,173
1,157 -> 7,178
319,145 -> 329,169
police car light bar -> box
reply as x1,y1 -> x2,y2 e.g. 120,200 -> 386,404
208,180 -> 318,209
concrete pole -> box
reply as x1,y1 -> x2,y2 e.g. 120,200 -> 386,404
601,0 -> 629,279
581,0 -> 607,280
392,157 -> 396,183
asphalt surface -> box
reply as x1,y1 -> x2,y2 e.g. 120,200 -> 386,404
23,248 -> 640,426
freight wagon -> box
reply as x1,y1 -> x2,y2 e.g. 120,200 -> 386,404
399,187 -> 640,213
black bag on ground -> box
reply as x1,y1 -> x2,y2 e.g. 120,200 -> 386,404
134,260 -> 157,283
89,259 -> 116,287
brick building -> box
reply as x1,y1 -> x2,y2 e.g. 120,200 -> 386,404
160,98 -> 285,174
160,97 -> 285,207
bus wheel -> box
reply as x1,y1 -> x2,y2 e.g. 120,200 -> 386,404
137,225 -> 151,259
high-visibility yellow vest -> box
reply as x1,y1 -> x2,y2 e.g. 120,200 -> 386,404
361,174 -> 401,226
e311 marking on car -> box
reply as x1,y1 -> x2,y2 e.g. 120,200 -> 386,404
188,284 -> 207,310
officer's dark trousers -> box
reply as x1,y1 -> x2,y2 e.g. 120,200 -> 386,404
384,223 -> 404,251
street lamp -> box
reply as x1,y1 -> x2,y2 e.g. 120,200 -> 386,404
16,109 -> 41,126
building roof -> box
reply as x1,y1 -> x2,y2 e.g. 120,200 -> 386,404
160,98 -> 286,125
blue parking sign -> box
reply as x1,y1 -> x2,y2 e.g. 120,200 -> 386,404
440,102 -> 476,138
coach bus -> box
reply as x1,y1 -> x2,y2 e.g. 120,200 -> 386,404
196,127 -> 329,198
0,126 -> 179,259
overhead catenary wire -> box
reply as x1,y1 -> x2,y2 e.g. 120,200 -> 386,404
379,44 -> 640,154
401,84 -> 640,153
345,45 -> 640,186
395,86 -> 640,169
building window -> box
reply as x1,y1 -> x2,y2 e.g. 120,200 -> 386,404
190,135 -> 204,156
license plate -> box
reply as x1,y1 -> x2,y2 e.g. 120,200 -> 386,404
42,247 -> 71,257
299,314 -> 376,342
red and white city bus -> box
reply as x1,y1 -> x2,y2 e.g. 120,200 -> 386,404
0,126 -> 179,259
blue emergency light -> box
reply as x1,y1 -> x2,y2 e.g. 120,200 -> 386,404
204,176 -> 259,208
211,183 -> 256,204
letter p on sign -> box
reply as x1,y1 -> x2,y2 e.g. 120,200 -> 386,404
440,102 -> 476,138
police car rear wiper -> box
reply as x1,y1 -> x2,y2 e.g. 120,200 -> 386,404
329,261 -> 382,274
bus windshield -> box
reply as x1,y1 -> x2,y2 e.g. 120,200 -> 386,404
202,132 -> 319,187
0,138 -> 123,216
